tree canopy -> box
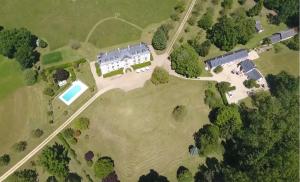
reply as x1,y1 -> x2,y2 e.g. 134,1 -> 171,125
151,67 -> 169,85
152,24 -> 171,50
247,0 -> 263,17
7,169 -> 38,182
94,157 -> 114,179
0,154 -> 10,166
194,124 -> 220,155
138,169 -> 169,182
170,44 -> 202,78
38,143 -> 70,178
177,166 -> 193,182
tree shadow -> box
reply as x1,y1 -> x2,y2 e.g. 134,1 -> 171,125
138,169 -> 169,182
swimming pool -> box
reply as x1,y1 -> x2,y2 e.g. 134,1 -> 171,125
59,80 -> 88,105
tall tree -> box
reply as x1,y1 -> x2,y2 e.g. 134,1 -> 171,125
38,143 -> 70,178
94,157 -> 114,179
194,124 -> 220,155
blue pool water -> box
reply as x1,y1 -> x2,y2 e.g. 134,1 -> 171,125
62,85 -> 82,102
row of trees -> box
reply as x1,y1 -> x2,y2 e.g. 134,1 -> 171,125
194,71 -> 299,181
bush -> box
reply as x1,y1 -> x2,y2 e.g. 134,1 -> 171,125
13,141 -> 27,152
23,69 -> 37,85
95,62 -> 102,76
171,13 -> 180,21
213,66 -> 223,73
32,129 -> 44,138
43,87 -> 55,96
63,128 -> 75,140
222,0 -> 233,9
70,40 -> 81,50
38,39 -> 48,48
0,154 -> 10,166
177,166 -> 193,182
204,89 -> 223,108
85,151 -> 94,161
87,160 -> 93,167
188,15 -> 197,26
74,117 -> 90,130
247,0 -> 263,17
172,105 -> 187,121
238,0 -> 246,5
151,67 -> 169,85
243,79 -> 259,88
174,1 -> 185,13
198,11 -> 213,30
170,44 -> 202,78
283,35 -> 299,50
94,157 -> 114,179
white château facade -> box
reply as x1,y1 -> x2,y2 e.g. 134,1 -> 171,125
97,43 -> 151,74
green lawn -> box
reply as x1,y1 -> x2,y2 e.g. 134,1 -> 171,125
89,19 -> 142,49
0,0 -> 176,49
255,44 -> 299,76
0,56 -> 24,100
42,51 -> 63,65
44,77 -> 220,181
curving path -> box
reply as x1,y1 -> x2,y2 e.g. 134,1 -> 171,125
85,16 -> 143,43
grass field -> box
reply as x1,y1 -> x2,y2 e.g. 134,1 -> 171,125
42,51 -> 63,65
51,77 -> 220,181
0,0 -> 176,50
255,44 -> 299,76
0,56 -> 24,100
89,19 -> 142,49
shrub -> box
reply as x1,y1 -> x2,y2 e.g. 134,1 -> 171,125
63,128 -> 75,140
70,40 -> 81,50
243,79 -> 259,88
38,39 -> 48,48
213,65 -> 223,73
172,105 -> 187,121
238,0 -> 246,5
222,0 -> 233,9
177,166 -> 193,182
263,37 -> 272,45
174,1 -> 185,13
87,160 -> 93,167
43,87 -> 55,96
32,129 -> 44,138
247,0 -> 263,17
212,0 -> 220,5
188,15 -> 197,26
151,67 -> 169,85
94,157 -> 114,179
198,11 -> 213,30
0,154 -> 10,166
204,89 -> 223,108
171,13 -> 180,21
23,69 -> 37,85
13,141 -> 27,152
95,62 -> 102,76
85,151 -> 94,161
74,117 -> 90,130
283,35 -> 299,50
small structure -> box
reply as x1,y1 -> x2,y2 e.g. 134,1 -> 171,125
255,20 -> 264,33
58,80 -> 67,87
189,145 -> 199,156
97,43 -> 151,75
246,69 -> 263,81
269,29 -> 297,44
205,49 -> 249,70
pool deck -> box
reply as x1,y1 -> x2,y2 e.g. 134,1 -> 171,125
59,80 -> 88,105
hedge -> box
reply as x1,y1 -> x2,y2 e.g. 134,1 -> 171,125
103,69 -> 123,78
132,61 -> 151,70
95,62 -> 102,76
45,58 -> 86,72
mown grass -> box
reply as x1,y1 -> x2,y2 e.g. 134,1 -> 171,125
0,56 -> 24,100
0,0 -> 176,49
255,44 -> 299,76
89,19 -> 142,49
42,51 -> 63,65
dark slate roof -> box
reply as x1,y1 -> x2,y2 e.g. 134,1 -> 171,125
206,49 -> 248,69
269,33 -> 281,43
255,21 -> 263,31
240,59 -> 255,73
97,43 -> 149,63
279,29 -> 297,39
269,29 -> 297,43
246,69 -> 262,80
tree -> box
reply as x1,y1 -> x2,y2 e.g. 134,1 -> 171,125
198,11 -> 213,30
247,0 -> 263,17
174,1 -> 185,13
204,89 -> 223,109
38,143 -> 70,178
73,117 -> 90,130
283,35 -> 299,51
31,128 -> 44,138
213,65 -> 223,73
188,37 -> 211,57
65,173 -> 82,182
195,157 -> 222,182
234,16 -> 256,45
38,39 -> 48,48
0,154 -> 10,166
194,124 -> 220,155
85,151 -> 94,161
138,169 -> 169,182
15,45 -> 39,69
13,141 -> 27,152
172,105 -> 187,121
7,169 -> 38,182
46,176 -> 58,182
151,67 -> 169,85
23,69 -> 37,85
177,166 -> 193,182
263,37 -> 272,45
208,17 -> 238,51
213,105 -> 242,138
170,44 -> 202,78
187,15 -> 197,26
222,0 -> 233,9
53,69 -> 69,82
94,157 -> 114,179
102,172 -> 120,182
243,79 -> 259,88
238,0 -> 246,5
43,87 -> 55,96
152,26 -> 169,50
